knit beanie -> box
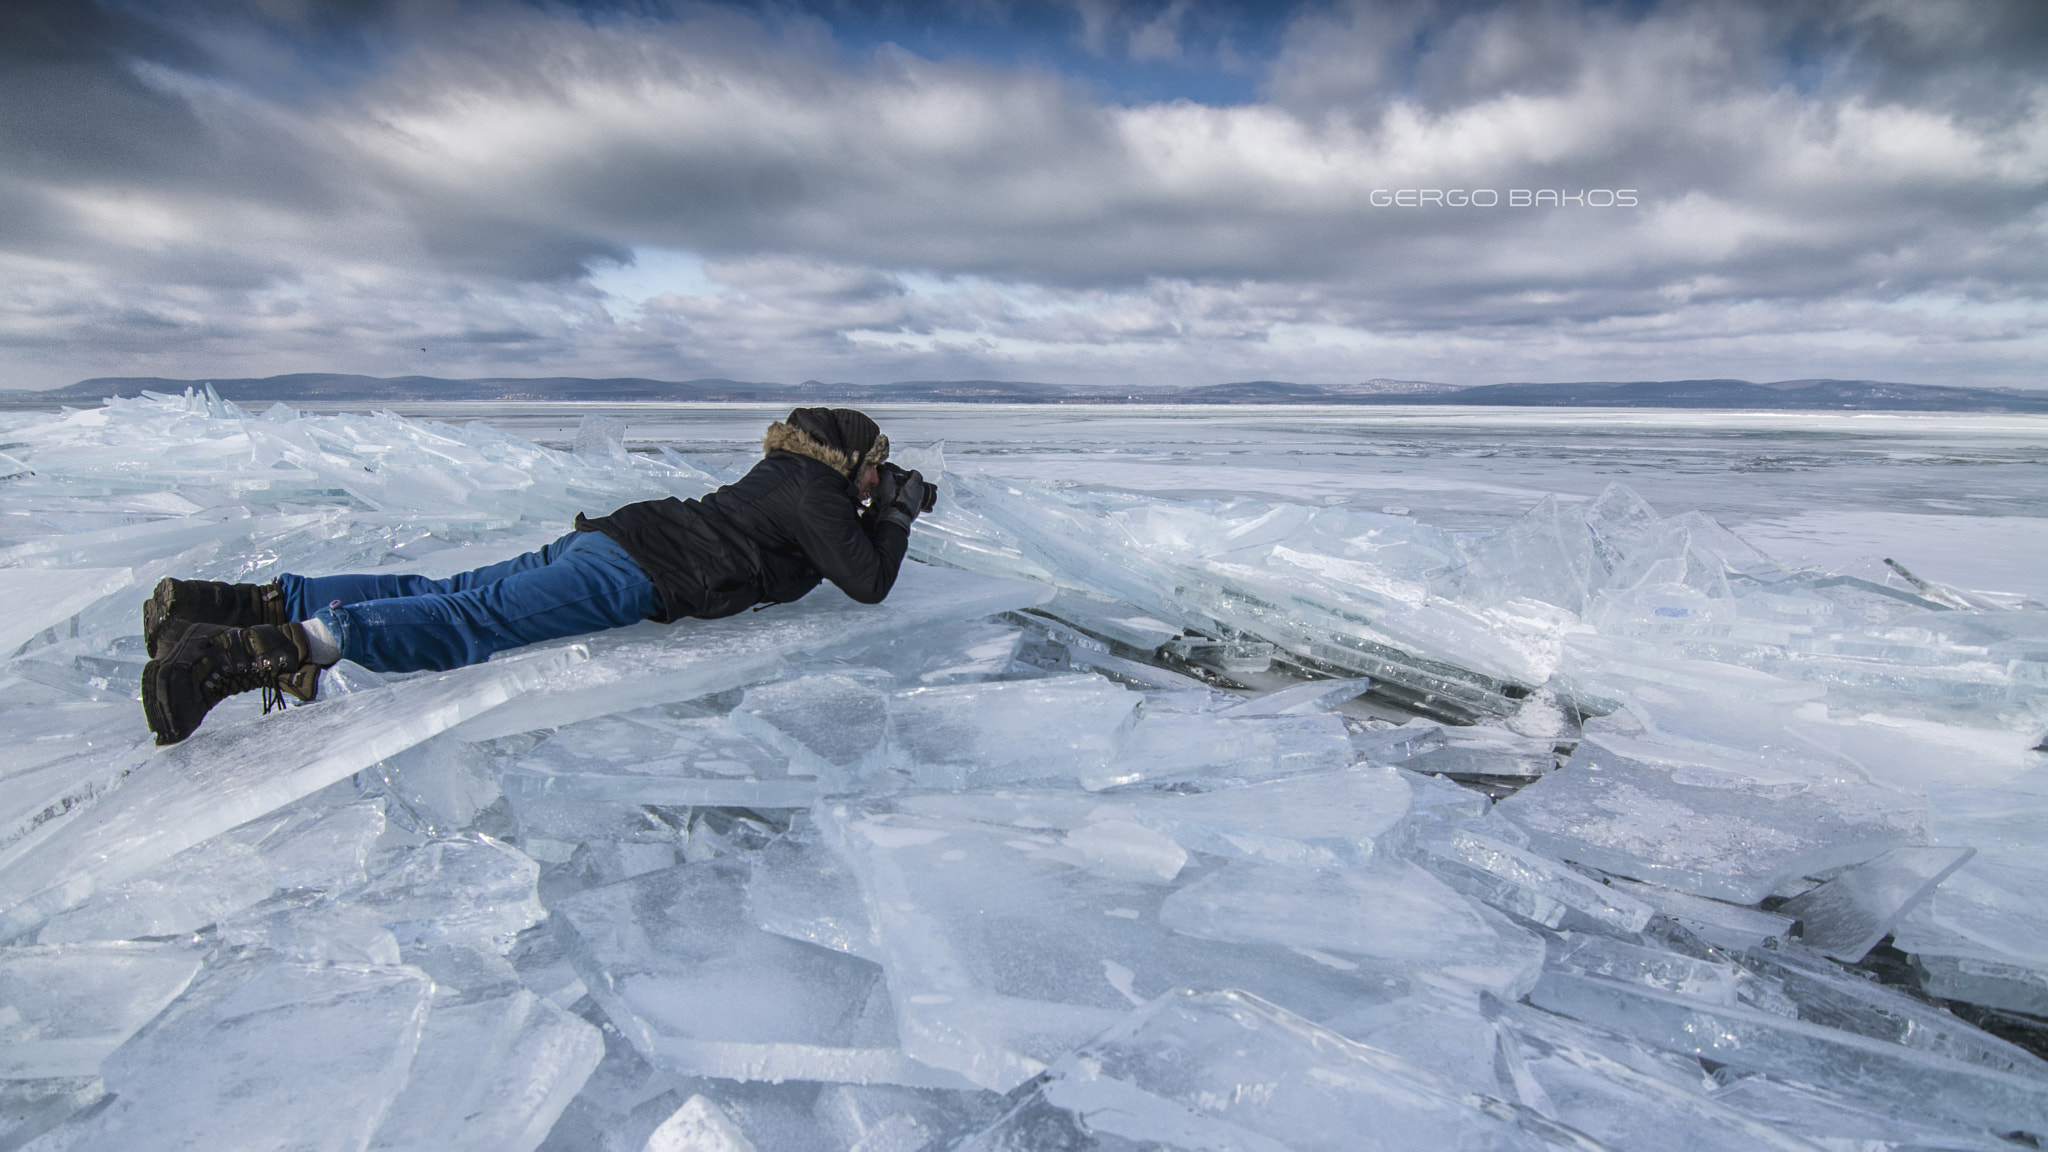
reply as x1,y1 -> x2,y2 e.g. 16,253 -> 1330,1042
783,407 -> 890,475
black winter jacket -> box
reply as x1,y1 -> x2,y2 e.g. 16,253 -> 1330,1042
576,449 -> 909,622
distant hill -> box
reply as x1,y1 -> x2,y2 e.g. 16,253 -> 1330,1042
11,373 -> 2045,412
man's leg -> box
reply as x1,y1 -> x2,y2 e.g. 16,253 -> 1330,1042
276,532 -> 581,621
310,532 -> 658,673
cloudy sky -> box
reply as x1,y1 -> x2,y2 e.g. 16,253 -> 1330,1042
4,0 -> 2045,392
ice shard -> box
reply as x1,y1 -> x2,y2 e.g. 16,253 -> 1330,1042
1102,710 -> 1353,790
0,645 -> 579,941
815,802 -> 1440,1092
551,858 -> 970,1088
501,711 -> 818,818
1407,823 -> 1655,933
1493,737 -> 1927,904
1528,969 -> 2048,1134
1707,1072 -> 2025,1152
450,564 -> 1050,741
367,989 -> 603,1152
887,674 -> 1139,789
732,672 -> 893,786
1493,999 -> 1827,1152
959,990 -> 1555,1152
1737,943 -> 2048,1078
1892,848 -> 2048,965
0,568 -> 132,656
0,941 -> 202,1079
1157,858 -> 1538,990
350,834 -> 547,949
46,955 -> 433,1152
1915,952 -> 2048,1016
1129,763 -> 1412,868
1779,845 -> 1975,962
1599,876 -> 1794,951
1211,676 -> 1372,717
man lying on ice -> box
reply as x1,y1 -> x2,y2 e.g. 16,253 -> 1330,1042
138,407 -> 933,746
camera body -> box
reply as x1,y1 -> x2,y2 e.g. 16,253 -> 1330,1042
878,461 -> 937,513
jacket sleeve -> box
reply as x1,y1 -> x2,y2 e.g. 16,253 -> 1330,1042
790,476 -> 909,604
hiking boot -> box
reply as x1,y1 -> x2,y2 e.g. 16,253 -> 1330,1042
141,622 -> 323,746
143,578 -> 289,658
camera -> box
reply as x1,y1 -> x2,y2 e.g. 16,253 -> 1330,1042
879,462 -> 937,513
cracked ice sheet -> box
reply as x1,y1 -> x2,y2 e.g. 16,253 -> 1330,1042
814,800 -> 1470,1093
448,563 -> 1050,741
0,570 -> 132,656
34,954 -> 433,1152
1493,735 -> 1927,905
0,645 -> 582,941
960,990 -> 1553,1152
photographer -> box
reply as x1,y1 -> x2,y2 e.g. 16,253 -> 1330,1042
138,407 -> 933,745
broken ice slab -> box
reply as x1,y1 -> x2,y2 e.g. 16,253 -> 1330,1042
887,674 -> 1139,789
1349,719 -> 1449,765
0,1078 -> 105,1152
36,798 -> 385,944
1601,876 -> 1794,952
642,1094 -> 759,1152
732,672 -> 892,787
1891,848 -> 2048,966
1916,952 -> 2048,1016
748,829 -> 878,961
1550,933 -> 1743,1006
1130,763 -> 1412,869
1408,824 -> 1655,933
1779,845 -> 1975,962
1212,675 -> 1372,718
959,990 -> 1552,1152
811,1082 -> 1002,1152
551,858 -> 971,1088
349,834 -> 546,949
0,644 -> 579,942
815,803 -> 1434,1092
1099,709 -> 1353,790
1527,969 -> 2048,1134
1158,859 -> 1542,996
1492,736 -> 1927,904
450,564 -> 1051,741
848,618 -> 1023,686
0,941 -> 202,1079
367,732 -> 501,837
1397,723 -> 1559,780
501,711 -> 818,821
218,896 -> 403,967
1737,943 -> 2048,1079
366,989 -> 602,1152
0,569 -> 131,656
1708,1072 -> 2026,1152
1493,999 -> 1830,1152
46,955 -> 432,1152
1161,635 -> 1275,673
1034,591 -> 1182,651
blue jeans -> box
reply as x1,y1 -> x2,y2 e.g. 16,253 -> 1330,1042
277,531 -> 659,673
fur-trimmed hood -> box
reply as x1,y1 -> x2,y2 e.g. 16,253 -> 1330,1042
762,416 -> 889,478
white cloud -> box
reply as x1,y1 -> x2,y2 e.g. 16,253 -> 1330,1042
0,0 -> 2043,390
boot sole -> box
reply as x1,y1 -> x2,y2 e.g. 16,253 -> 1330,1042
140,660 -> 184,745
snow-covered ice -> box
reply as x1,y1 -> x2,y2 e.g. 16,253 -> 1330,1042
0,391 -> 2043,1150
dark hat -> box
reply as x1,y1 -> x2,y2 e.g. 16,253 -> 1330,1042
788,408 -> 888,467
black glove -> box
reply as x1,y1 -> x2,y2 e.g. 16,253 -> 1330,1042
868,462 -> 903,515
877,467 -> 934,533
895,468 -> 936,515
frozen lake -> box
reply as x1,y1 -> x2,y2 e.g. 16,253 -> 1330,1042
1,393 -> 2044,1152
345,402 -> 2048,600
